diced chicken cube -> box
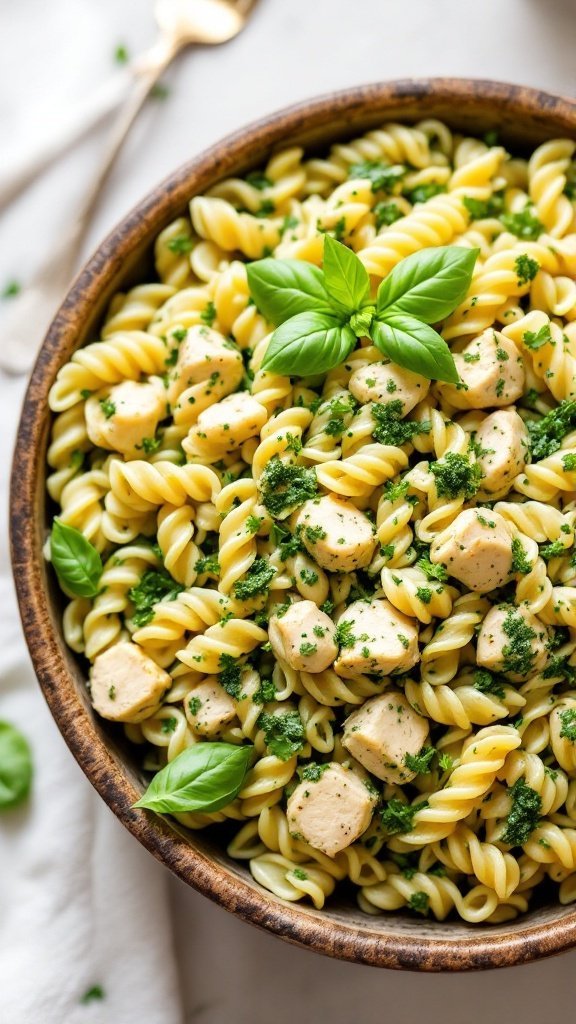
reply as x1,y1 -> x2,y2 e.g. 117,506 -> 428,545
475,409 -> 529,499
90,642 -> 171,722
167,325 -> 243,405
293,494 -> 376,572
85,380 -> 165,458
334,599 -> 420,678
348,361 -> 430,413
184,392 -> 267,456
187,677 -> 237,736
476,604 -> 548,682
438,329 -> 524,409
268,600 -> 338,673
342,692 -> 429,784
286,762 -> 377,856
430,507 -> 513,593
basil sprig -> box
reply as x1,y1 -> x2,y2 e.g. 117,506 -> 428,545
247,236 -> 478,383
0,721 -> 33,810
133,742 -> 252,814
50,518 -> 103,597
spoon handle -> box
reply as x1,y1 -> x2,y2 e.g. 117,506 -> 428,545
0,40 -> 179,377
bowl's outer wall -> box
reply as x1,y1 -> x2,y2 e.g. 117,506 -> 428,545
10,78 -> 576,970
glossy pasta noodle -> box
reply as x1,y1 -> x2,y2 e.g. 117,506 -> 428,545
46,120 -> 576,923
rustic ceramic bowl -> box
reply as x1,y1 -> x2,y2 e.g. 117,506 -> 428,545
11,78 -> 576,970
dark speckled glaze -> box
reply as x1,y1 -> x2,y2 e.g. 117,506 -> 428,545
10,79 -> 576,970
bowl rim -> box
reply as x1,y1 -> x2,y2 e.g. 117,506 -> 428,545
10,76 -> 576,971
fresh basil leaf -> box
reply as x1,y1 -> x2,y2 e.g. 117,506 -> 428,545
50,518 -> 103,597
371,314 -> 459,384
376,246 -> 479,324
0,721 -> 33,810
322,234 -> 370,313
262,312 -> 355,376
134,742 -> 252,814
246,259 -> 334,324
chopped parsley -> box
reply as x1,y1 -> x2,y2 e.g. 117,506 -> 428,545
416,556 -> 448,583
299,641 -> 317,656
381,798 -> 428,835
252,678 -> 277,705
300,568 -> 319,586
500,777 -> 542,846
245,514 -> 263,535
304,525 -> 327,544
195,554 -> 220,576
404,746 -> 436,774
99,398 -> 116,419
408,891 -> 429,914
374,200 -> 403,229
233,557 -> 276,600
188,696 -> 203,716
348,160 -> 406,192
292,867 -> 308,881
404,183 -> 446,204
540,539 -> 568,561
500,206 -> 543,240
246,170 -> 273,191
161,716 -> 177,734
430,452 -> 481,499
558,707 -> 576,742
114,43 -> 129,64
335,620 -> 355,648
258,710 -> 305,760
260,456 -> 318,518
136,435 -> 162,454
473,669 -> 506,700
511,537 -> 532,575
298,762 -> 330,782
501,607 -> 538,677
128,570 -> 184,626
1,280 -> 21,298
526,399 -> 576,460
523,324 -> 551,350
80,986 -> 105,1005
462,193 -> 504,220
200,301 -> 216,326
415,586 -> 433,604
562,453 -> 576,471
323,395 -> 357,437
167,234 -> 194,254
271,521 -> 302,560
515,254 -> 540,285
218,654 -> 242,699
371,400 -> 430,447
438,752 -> 454,772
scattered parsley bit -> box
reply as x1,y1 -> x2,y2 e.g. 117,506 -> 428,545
298,762 -> 330,782
246,170 -> 273,191
526,399 -> 576,460
200,301 -> 216,326
438,752 -> 454,772
540,539 -> 568,561
260,456 -> 318,518
136,435 -> 162,454
233,557 -> 276,600
416,556 -> 448,583
80,986 -> 105,1004
349,160 -> 406,192
511,537 -> 532,575
195,554 -> 220,576
99,398 -> 116,419
335,620 -> 355,648
188,696 -> 203,716
408,891 -> 429,914
114,43 -> 129,64
415,586 -> 432,605
523,324 -> 551,350
380,798 -> 428,835
501,206 -> 543,240
304,525 -> 327,543
245,514 -> 263,535
562,453 -> 576,471
108,685 -> 116,701
258,710 -> 305,760
300,568 -> 319,586
167,235 -> 194,254
299,641 -> 317,656
161,717 -> 177,734
371,400 -> 429,447
501,607 -> 538,677
404,183 -> 446,204
473,669 -> 506,699
501,777 -> 542,846
374,200 -> 403,229
271,521 -> 302,561
430,452 -> 481,500
252,678 -> 277,705
558,707 -> 576,742
404,746 -> 436,774
1,279 -> 21,298
462,193 -> 504,220
292,867 -> 308,881
128,570 -> 184,627
150,82 -> 170,101
218,654 -> 242,699
515,254 -> 540,286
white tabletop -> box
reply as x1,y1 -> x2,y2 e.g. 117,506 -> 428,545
2,0 -> 576,1020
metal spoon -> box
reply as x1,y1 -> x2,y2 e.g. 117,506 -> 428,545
0,0 -> 258,375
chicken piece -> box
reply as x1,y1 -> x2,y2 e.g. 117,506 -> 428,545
90,642 -> 171,722
293,495 -> 376,572
334,599 -> 419,678
475,409 -> 529,499
348,361 -> 430,413
187,677 -> 237,736
167,324 -> 243,405
287,762 -> 377,857
430,507 -> 513,593
268,600 -> 337,673
342,692 -> 429,784
476,604 -> 548,682
438,328 -> 525,409
85,380 -> 165,458
184,392 -> 267,456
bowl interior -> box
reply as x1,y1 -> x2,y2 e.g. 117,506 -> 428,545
11,78 -> 576,970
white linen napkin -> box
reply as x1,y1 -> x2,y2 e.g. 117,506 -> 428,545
0,378 -> 183,1024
